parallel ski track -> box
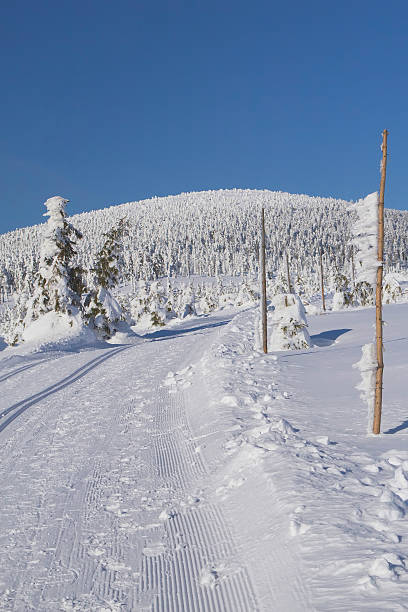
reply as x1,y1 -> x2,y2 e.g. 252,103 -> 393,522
4,344 -> 139,610
0,359 -> 48,384
0,346 -> 129,433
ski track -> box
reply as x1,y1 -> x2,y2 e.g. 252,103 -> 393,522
0,316 -> 259,611
0,347 -> 129,431
0,359 -> 49,384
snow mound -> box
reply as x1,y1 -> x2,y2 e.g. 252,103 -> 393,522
20,311 -> 97,353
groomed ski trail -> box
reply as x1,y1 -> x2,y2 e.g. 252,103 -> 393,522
0,313 -> 259,612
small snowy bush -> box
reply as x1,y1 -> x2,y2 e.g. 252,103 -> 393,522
353,280 -> 374,307
269,294 -> 312,351
383,275 -> 403,304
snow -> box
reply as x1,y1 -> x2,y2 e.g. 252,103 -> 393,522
268,293 -> 312,350
0,302 -> 408,610
351,192 -> 379,286
3,189 -> 408,306
21,310 -> 96,351
354,342 -> 377,431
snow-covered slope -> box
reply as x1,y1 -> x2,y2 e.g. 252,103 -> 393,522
1,189 -> 408,292
0,303 -> 407,610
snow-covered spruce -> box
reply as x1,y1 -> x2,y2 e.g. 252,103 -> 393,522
330,270 -> 354,310
14,197 -> 87,346
383,274 -> 403,304
84,218 -> 131,339
268,293 -> 312,350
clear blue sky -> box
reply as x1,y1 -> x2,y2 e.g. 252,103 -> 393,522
1,0 -> 407,232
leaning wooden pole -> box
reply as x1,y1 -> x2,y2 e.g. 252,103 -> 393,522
319,248 -> 326,312
260,208 -> 268,353
373,129 -> 388,435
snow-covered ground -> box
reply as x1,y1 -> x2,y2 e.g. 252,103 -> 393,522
0,304 -> 407,611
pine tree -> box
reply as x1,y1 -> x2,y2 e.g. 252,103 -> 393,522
92,218 -> 128,290
22,196 -> 84,331
84,218 -> 129,339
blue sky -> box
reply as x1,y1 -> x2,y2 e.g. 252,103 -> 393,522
0,0 -> 407,232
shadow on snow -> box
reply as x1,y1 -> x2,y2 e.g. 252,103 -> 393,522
144,319 -> 230,341
311,328 -> 352,347
384,420 -> 408,435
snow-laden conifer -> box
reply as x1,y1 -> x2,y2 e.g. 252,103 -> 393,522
10,197 -> 86,345
84,218 -> 129,339
269,294 -> 312,350
331,270 -> 353,310
26,197 -> 83,318
383,274 -> 403,304
176,284 -> 197,318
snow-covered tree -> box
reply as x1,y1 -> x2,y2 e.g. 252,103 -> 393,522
269,294 -> 312,350
235,280 -> 257,307
383,274 -> 403,304
26,197 -> 84,318
148,281 -> 168,326
176,284 -> 197,318
7,196 -> 86,345
84,218 -> 129,339
331,270 -> 353,310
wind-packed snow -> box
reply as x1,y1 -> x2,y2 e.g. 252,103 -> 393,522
0,301 -> 407,610
354,343 -> 377,431
350,192 -> 379,286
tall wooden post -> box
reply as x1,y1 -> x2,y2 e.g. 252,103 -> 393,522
319,248 -> 326,311
373,129 -> 388,435
285,252 -> 292,294
260,208 -> 268,353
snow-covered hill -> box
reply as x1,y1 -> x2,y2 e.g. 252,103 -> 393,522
1,189 -> 408,293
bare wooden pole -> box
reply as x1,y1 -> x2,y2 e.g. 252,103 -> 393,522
285,252 -> 292,294
319,248 -> 326,311
260,208 -> 268,353
373,129 -> 388,435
